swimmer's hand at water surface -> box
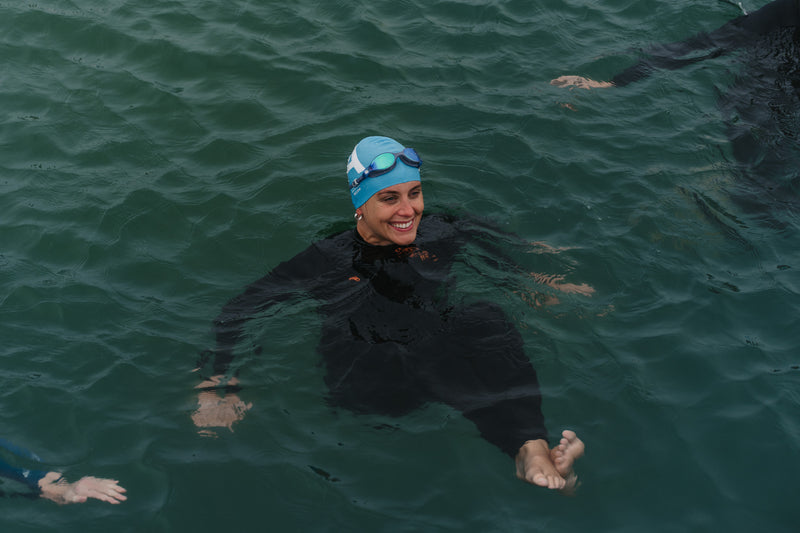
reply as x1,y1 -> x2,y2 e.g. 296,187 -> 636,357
550,76 -> 614,90
192,375 -> 252,436
38,472 -> 127,504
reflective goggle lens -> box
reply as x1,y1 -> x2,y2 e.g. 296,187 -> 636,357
370,152 -> 398,171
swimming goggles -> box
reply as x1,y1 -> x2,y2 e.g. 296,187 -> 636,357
350,148 -> 422,189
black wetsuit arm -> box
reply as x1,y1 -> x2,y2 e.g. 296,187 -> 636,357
452,216 -> 526,269
0,456 -> 47,493
453,216 -> 563,294
612,0 -> 800,86
197,241 -> 336,379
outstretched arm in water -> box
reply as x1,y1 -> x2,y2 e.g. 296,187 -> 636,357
1,448 -> 126,504
551,0 -> 800,90
192,243 -> 333,435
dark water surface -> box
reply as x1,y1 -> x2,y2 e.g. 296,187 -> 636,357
2,0 -> 799,531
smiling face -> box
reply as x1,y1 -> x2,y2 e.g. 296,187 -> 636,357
355,181 -> 424,246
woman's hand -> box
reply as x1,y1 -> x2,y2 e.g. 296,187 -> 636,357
550,76 -> 614,90
192,376 -> 252,436
38,472 -> 127,504
530,272 -> 595,296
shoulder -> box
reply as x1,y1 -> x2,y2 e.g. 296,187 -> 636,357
311,227 -> 358,254
417,212 -> 460,242
419,212 -> 519,242
265,229 -> 355,282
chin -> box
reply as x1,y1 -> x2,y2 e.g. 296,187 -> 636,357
391,229 -> 418,246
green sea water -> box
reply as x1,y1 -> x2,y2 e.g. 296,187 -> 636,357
1,0 -> 799,531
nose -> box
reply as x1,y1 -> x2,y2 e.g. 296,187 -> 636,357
397,196 -> 415,216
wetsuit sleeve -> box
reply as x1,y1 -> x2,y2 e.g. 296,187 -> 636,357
452,216 -> 535,284
612,0 -> 800,86
197,241 -> 334,379
0,456 -> 47,493
454,216 -> 521,258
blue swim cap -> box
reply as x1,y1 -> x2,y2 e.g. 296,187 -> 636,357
347,136 -> 422,208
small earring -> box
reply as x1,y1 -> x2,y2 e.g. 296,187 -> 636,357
354,212 -> 363,221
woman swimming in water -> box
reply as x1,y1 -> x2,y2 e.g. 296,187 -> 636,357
192,136 -> 586,491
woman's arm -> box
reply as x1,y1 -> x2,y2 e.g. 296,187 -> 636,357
454,216 -> 595,299
0,455 -> 48,492
1,453 -> 125,504
552,0 -> 800,89
192,240 -> 338,434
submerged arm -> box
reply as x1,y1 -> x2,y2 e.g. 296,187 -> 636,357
456,217 -> 594,300
192,242 -> 333,434
1,453 -> 125,504
0,454 -> 48,493
553,0 -> 800,89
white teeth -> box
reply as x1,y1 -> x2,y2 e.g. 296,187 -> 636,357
392,221 -> 412,229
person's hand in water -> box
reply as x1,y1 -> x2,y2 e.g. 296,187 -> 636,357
38,472 -> 127,504
192,375 -> 252,436
530,272 -> 595,297
515,430 -> 585,494
550,76 -> 614,90
525,243 -> 595,297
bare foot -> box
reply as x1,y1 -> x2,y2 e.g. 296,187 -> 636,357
516,432 -> 585,493
515,439 -> 567,490
550,430 -> 585,494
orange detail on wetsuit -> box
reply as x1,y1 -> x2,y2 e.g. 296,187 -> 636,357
395,247 -> 437,261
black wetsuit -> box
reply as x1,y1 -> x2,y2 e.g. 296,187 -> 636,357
200,213 -> 548,457
612,0 -> 800,209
